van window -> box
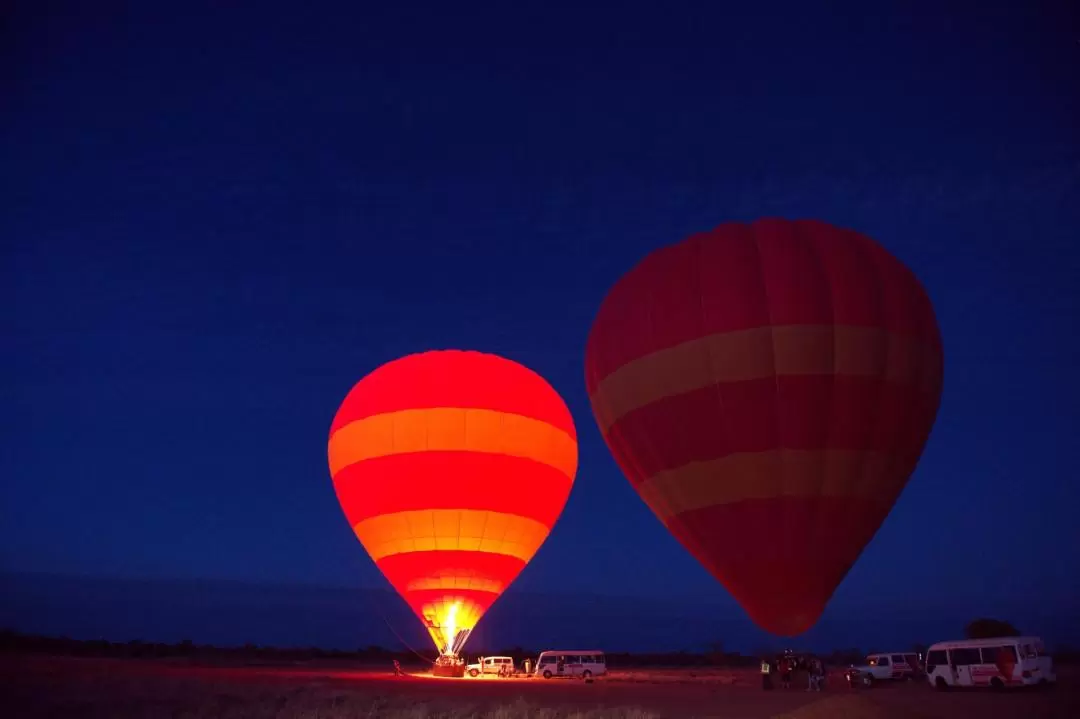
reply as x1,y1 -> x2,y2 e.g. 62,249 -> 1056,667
539,656 -> 555,665
951,648 -> 981,666
891,655 -> 905,664
981,646 -> 1017,664
926,649 -> 948,667
875,656 -> 890,666
1020,644 -> 1038,658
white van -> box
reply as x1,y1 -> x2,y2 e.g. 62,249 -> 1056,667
924,637 -> 1057,690
535,650 -> 607,679
845,652 -> 922,686
466,656 -> 514,677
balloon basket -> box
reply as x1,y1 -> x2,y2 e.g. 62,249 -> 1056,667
433,657 -> 466,678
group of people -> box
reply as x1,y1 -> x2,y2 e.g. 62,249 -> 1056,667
760,652 -> 827,691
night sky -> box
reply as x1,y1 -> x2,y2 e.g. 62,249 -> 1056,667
4,0 -> 1079,653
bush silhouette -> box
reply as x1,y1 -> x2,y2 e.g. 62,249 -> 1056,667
964,618 -> 1021,639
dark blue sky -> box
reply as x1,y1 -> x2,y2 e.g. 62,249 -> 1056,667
3,0 -> 1079,651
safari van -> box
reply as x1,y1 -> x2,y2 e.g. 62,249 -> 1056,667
924,637 -> 1057,690
845,652 -> 922,686
534,650 -> 607,679
466,656 -> 514,677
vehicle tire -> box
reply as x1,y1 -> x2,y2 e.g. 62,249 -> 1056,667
543,670 -> 552,679
582,670 -> 592,679
990,677 -> 1005,691
934,677 -> 949,691
862,675 -> 874,688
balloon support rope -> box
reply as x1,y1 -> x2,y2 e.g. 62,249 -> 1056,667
365,590 -> 436,666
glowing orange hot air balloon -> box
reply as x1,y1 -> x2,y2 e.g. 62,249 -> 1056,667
328,350 -> 577,657
584,218 -> 943,637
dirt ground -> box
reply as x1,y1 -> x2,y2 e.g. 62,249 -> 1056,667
1,656 -> 1076,718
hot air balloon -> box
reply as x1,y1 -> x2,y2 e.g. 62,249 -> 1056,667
584,218 -> 943,637
328,350 -> 577,663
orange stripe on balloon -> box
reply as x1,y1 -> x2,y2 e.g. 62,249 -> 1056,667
638,449 -> 915,522
353,509 -> 551,562
590,325 -> 942,432
328,407 -> 577,479
404,575 -> 507,594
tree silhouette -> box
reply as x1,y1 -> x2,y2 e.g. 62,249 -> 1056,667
964,618 -> 1021,639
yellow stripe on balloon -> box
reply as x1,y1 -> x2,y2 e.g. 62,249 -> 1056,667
590,325 -> 942,432
352,509 -> 551,562
328,407 -> 578,479
637,449 -> 917,523
405,576 -> 506,594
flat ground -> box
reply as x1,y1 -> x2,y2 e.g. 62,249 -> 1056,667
1,656 -> 1076,718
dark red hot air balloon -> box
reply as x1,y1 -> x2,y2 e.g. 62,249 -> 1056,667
585,218 -> 943,636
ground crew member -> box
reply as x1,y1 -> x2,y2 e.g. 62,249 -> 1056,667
761,658 -> 773,690
780,655 -> 792,689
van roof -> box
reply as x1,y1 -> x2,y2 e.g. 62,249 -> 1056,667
928,637 -> 1042,650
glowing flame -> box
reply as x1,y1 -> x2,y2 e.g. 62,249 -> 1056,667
423,601 -> 473,658
443,602 -> 459,655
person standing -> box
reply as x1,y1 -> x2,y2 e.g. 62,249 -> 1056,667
761,657 -> 773,690
780,655 -> 792,689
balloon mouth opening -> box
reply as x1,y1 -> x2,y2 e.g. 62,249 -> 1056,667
425,602 -> 474,656
749,610 -> 821,638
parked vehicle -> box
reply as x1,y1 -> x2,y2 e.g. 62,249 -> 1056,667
845,652 -> 922,687
534,650 -> 607,679
466,656 -> 514,677
924,637 -> 1056,690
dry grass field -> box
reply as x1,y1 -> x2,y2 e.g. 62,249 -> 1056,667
1,656 -> 1076,718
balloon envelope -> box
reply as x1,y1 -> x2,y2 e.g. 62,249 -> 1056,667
585,218 -> 943,636
328,350 -> 577,654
